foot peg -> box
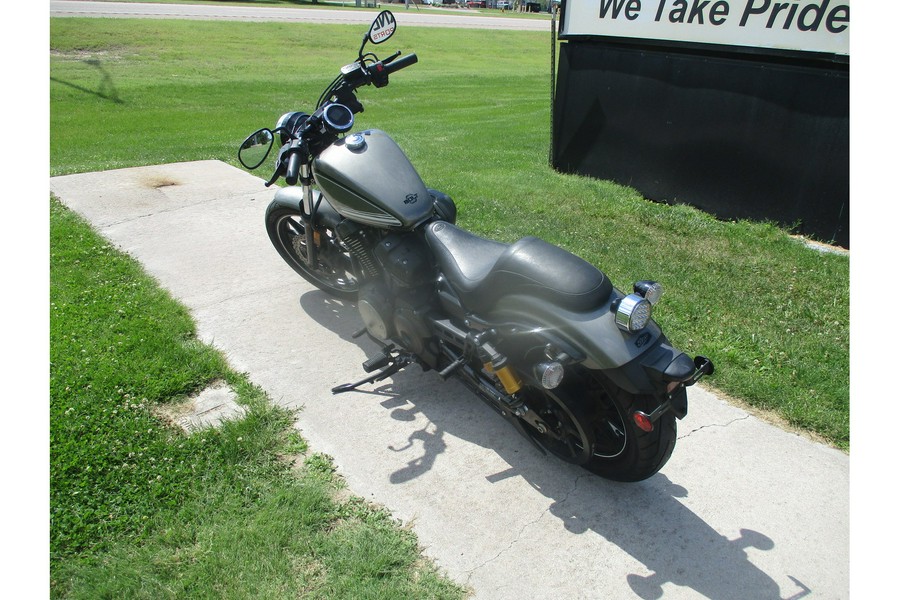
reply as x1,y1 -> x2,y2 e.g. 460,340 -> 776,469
363,348 -> 393,373
332,347 -> 413,394
438,356 -> 465,380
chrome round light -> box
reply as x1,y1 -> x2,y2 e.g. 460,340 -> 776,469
535,362 -> 565,389
615,294 -> 653,332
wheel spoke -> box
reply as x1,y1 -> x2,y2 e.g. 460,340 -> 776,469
591,403 -> 627,459
522,388 -> 593,466
271,210 -> 358,297
563,434 -> 581,459
285,218 -> 303,237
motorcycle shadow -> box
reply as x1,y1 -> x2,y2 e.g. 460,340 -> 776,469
298,290 -> 809,600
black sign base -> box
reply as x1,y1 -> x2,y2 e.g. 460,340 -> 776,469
552,41 -> 849,248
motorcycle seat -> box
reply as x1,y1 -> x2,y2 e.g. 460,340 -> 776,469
425,221 -> 612,313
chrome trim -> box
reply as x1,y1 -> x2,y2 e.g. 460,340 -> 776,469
322,103 -> 354,132
634,280 -> 663,305
339,207 -> 402,228
615,294 -> 652,332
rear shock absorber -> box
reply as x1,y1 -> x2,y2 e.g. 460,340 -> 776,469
485,356 -> 523,395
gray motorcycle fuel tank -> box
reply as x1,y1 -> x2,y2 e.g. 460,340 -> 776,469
312,129 -> 434,230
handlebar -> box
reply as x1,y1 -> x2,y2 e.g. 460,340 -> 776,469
339,52 -> 418,94
381,52 -> 417,75
285,150 -> 301,186
260,51 -> 417,187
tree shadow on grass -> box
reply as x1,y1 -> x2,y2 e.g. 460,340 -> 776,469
50,59 -> 123,104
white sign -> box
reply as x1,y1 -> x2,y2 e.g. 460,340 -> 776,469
561,0 -> 849,56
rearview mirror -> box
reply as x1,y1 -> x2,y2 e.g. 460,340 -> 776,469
238,129 -> 274,170
368,10 -> 396,45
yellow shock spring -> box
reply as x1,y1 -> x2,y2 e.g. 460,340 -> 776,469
485,361 -> 523,395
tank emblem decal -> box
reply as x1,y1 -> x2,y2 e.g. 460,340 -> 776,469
404,193 -> 419,205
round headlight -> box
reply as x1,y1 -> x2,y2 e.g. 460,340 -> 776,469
275,111 -> 309,144
615,294 -> 653,332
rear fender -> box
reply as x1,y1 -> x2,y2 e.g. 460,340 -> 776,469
487,292 -> 693,396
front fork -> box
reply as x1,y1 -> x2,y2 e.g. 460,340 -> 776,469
297,164 -> 320,269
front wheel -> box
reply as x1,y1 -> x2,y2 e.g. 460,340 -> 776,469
265,205 -> 359,301
519,371 -> 676,482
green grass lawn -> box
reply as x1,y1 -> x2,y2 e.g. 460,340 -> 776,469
49,14 -> 848,596
49,198 -> 466,598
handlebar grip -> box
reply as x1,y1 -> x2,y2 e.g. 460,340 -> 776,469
383,53 -> 418,75
285,151 -> 300,186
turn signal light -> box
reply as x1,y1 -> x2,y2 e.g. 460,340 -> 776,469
535,362 -> 565,389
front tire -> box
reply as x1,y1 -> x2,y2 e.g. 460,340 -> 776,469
265,205 -> 359,301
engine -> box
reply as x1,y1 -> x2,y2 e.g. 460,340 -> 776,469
353,230 -> 440,367
335,186 -> 456,367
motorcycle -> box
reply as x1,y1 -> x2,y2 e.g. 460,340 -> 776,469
237,11 -> 713,482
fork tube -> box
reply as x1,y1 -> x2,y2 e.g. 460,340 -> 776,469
301,163 -> 313,215
300,163 -> 318,267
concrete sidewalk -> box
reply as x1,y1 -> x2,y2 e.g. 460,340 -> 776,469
50,160 -> 848,599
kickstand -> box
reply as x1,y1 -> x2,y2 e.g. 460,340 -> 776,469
332,352 -> 413,395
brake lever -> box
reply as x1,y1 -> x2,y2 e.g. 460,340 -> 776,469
264,144 -> 289,187
382,50 -> 402,64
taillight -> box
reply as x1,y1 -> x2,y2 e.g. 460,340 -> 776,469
633,411 -> 654,433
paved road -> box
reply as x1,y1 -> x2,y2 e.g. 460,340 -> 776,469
49,0 -> 553,30
50,160 -> 849,599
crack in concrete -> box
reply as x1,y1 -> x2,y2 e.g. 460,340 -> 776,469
679,413 -> 751,440
99,193 -> 236,228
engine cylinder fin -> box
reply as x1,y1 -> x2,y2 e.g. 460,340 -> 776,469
337,220 -> 381,279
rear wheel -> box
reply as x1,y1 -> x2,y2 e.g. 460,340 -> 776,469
265,205 -> 358,301
518,385 -> 595,466
520,371 -> 676,482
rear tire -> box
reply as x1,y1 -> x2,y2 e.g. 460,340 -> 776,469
518,384 -> 596,466
265,204 -> 359,301
521,370 -> 676,482
581,373 -> 676,482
